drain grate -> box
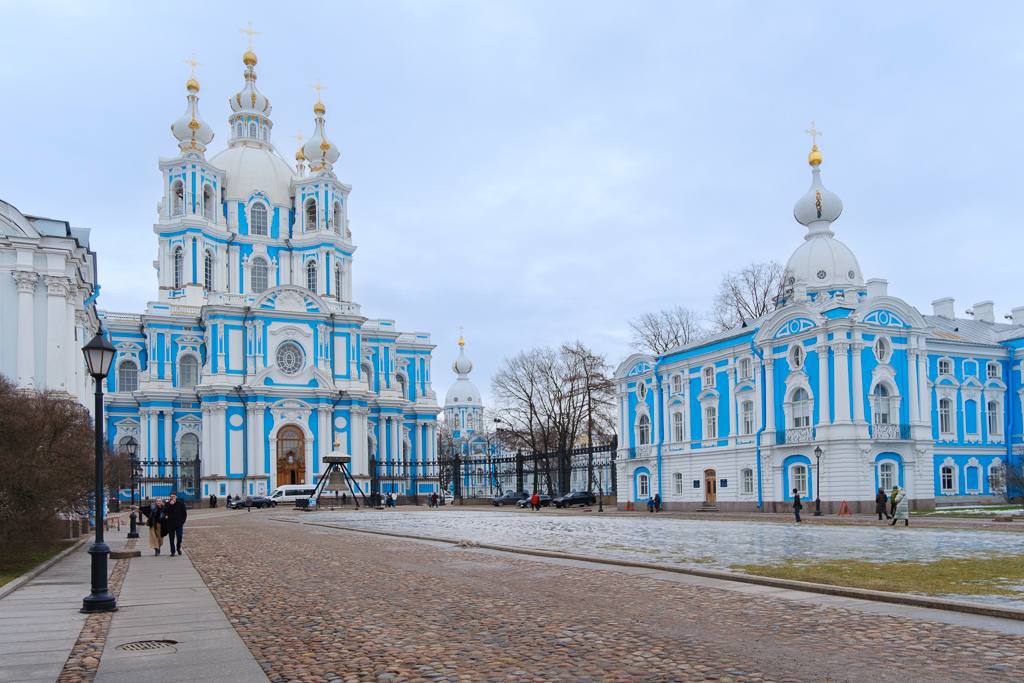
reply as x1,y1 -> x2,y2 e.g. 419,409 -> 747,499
117,640 -> 177,652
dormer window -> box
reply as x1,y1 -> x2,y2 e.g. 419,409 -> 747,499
250,203 -> 268,236
234,122 -> 242,138
304,198 -> 317,231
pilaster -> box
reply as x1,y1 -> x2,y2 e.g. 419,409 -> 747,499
12,271 -> 38,388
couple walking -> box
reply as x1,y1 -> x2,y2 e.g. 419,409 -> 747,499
138,492 -> 188,556
876,486 -> 910,526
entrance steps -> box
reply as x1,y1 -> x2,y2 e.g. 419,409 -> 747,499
697,505 -> 720,512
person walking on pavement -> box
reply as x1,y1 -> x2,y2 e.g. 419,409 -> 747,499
647,496 -> 655,513
875,488 -> 890,521
890,486 -> 910,526
792,489 -> 803,523
209,493 -> 217,509
530,492 -> 540,511
139,498 -> 164,555
889,485 -> 899,519
162,492 -> 188,556
653,493 -> 662,512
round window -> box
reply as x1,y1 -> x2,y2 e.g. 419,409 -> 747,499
816,269 -> 827,280
276,341 -> 305,376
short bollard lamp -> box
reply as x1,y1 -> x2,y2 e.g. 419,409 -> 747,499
813,445 -> 824,517
125,439 -> 139,540
81,331 -> 118,613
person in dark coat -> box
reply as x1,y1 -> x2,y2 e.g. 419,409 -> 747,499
653,493 -> 662,512
875,488 -> 890,520
792,489 -> 803,523
162,493 -> 188,556
209,493 -> 217,508
140,499 -> 164,555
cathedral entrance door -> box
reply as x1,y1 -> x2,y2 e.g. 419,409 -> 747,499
277,426 -> 306,486
704,469 -> 717,505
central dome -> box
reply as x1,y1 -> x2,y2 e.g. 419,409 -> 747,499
210,145 -> 294,206
785,236 -> 863,291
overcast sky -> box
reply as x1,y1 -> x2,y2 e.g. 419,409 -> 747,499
2,1 -> 1022,402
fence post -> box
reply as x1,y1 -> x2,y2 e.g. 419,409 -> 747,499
515,450 -> 524,493
610,435 -> 618,495
453,452 -> 462,503
558,448 -> 570,495
370,455 -> 379,506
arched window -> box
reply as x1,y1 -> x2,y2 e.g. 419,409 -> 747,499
637,472 -> 650,498
202,185 -> 214,221
637,414 -> 650,445
397,375 -> 408,399
672,410 -> 685,442
738,357 -> 753,380
203,250 -> 214,292
118,436 -> 138,456
172,247 -> 184,289
305,260 -> 317,292
792,464 -> 808,497
178,355 -> 198,389
989,461 -> 1006,493
177,433 -> 199,495
333,201 -> 342,233
791,388 -> 811,427
171,180 -> 184,217
987,400 -> 1001,435
702,366 -> 715,388
938,358 -> 953,376
940,465 -> 955,493
671,375 -> 683,394
878,461 -> 896,491
703,405 -> 717,439
334,264 -> 343,300
251,257 -> 269,294
361,362 -> 374,392
304,198 -> 317,231
234,122 -> 242,138
250,203 -> 268,236
938,398 -> 953,434
872,384 -> 891,425
741,400 -> 755,435
673,472 -> 684,494
117,360 -> 139,393
987,362 -> 1000,380
248,122 -> 257,138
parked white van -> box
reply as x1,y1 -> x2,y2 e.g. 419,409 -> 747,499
268,485 -> 316,504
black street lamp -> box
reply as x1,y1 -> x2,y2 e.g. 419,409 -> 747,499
125,438 -> 139,539
81,330 -> 118,613
813,445 -> 823,517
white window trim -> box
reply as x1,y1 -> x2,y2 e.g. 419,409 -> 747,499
988,458 -> 1005,494
740,399 -> 755,436
702,366 -> 715,389
673,472 -> 684,495
964,460 -> 982,495
940,457 -> 958,494
637,472 -> 650,498
703,404 -> 717,440
249,201 -> 269,237
635,412 -> 651,447
789,344 -> 805,370
671,409 -> 685,443
741,468 -> 754,495
877,461 -> 897,491
986,399 -> 1003,437
786,387 -> 813,429
937,357 -> 954,377
790,463 -> 808,497
937,394 -> 956,437
986,361 -> 1000,380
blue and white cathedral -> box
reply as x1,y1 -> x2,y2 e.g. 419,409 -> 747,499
101,46 -> 440,500
615,141 -> 1024,511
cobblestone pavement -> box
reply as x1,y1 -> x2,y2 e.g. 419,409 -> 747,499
185,512 -> 1024,683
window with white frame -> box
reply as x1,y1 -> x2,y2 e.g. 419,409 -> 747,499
987,400 -> 1001,435
741,468 -> 754,495
938,358 -> 953,376
304,198 -> 317,231
940,465 -> 955,493
873,336 -> 892,363
987,362 -> 1000,380
703,405 -> 717,439
171,180 -> 184,217
738,357 -> 752,380
872,384 -> 892,425
789,345 -> 805,370
671,375 -> 683,394
637,414 -> 651,445
741,399 -> 755,435
172,247 -> 184,289
791,388 -> 812,427
673,472 -> 684,495
636,382 -> 647,401
248,122 -> 257,138
117,360 -> 139,393
251,257 -> 269,294
878,461 -> 896,491
938,398 -> 953,435
203,250 -> 214,292
250,203 -> 268,236
202,185 -> 214,221
792,464 -> 808,497
702,366 -> 715,388
989,461 -> 1006,493
334,264 -> 343,300
637,473 -> 650,498
178,355 -> 199,389
672,410 -> 685,442
306,260 -> 318,292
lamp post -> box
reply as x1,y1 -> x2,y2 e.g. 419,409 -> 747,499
813,445 -> 823,517
81,330 -> 117,613
126,438 -> 139,539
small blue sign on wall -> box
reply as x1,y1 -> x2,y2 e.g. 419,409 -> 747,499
720,479 -> 728,488
692,480 -> 701,489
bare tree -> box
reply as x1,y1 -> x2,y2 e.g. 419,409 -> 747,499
629,306 -> 707,355
711,260 -> 786,331
1004,458 -> 1024,510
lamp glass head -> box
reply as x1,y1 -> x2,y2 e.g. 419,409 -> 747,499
82,331 -> 117,378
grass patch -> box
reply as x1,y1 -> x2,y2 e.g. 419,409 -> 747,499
731,555 -> 1024,597
0,540 -> 76,588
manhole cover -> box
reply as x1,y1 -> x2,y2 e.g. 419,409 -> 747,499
117,640 -> 177,652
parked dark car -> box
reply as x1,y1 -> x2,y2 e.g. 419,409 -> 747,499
491,491 -> 529,506
516,494 -> 552,508
552,491 -> 597,508
229,495 -> 277,509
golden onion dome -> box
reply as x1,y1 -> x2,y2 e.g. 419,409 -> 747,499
313,100 -> 326,115
186,77 -> 200,93
243,50 -> 258,67
808,143 -> 823,166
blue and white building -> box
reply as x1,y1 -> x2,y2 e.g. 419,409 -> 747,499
615,143 -> 1024,511
443,335 -> 497,496
101,48 -> 439,501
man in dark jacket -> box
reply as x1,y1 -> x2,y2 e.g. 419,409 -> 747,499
162,492 -> 188,556
792,488 -> 803,523
875,488 -> 889,520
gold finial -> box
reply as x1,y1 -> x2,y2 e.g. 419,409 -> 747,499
295,132 -> 305,161
184,54 -> 202,92
312,80 -> 327,114
805,120 -> 823,166
457,326 -> 465,348
241,21 -> 260,66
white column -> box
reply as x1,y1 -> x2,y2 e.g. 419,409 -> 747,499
727,365 -> 736,439
253,402 -> 266,478
44,276 -> 68,391
65,286 -> 78,398
317,405 -> 331,479
817,343 -> 831,425
764,357 -> 776,432
851,340 -> 865,423
164,408 -> 174,466
139,407 -> 151,469
907,345 -> 920,424
833,344 -> 851,423
201,407 -> 212,477
12,271 -> 38,387
917,345 -> 931,419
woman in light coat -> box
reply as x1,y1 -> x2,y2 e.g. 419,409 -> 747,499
139,498 -> 165,554
889,487 -> 910,526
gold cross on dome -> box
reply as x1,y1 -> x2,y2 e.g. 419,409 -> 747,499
805,120 -> 822,146
241,21 -> 260,50
184,53 -> 202,77
312,79 -> 327,102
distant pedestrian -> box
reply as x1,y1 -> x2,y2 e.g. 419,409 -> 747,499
530,492 -> 540,511
209,493 -> 217,509
342,492 -> 348,506
140,498 -> 164,555
430,492 -> 438,508
792,489 -> 803,523
653,493 -> 662,512
647,497 -> 655,513
889,486 -> 899,519
162,492 -> 188,556
890,487 -> 909,526
875,488 -> 889,520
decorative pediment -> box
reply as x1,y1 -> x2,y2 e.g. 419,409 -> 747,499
255,285 -> 324,314
862,309 -> 909,328
627,361 -> 652,377
175,414 -> 202,435
773,317 -> 816,340
269,324 -> 313,339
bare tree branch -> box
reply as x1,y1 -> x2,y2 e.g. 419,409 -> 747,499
629,306 -> 707,355
711,260 -> 786,331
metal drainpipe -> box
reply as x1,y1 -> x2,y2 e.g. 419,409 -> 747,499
750,338 -> 767,510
